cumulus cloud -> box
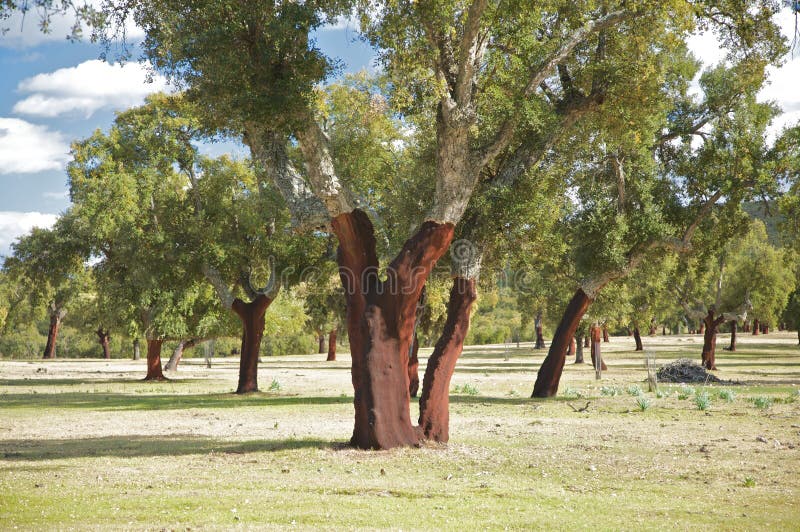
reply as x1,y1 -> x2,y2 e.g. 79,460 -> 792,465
0,211 -> 58,258
13,59 -> 169,118
0,118 -> 69,174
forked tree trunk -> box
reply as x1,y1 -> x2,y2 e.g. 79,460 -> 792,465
164,338 -> 199,371
232,295 -> 273,394
532,289 -> 592,397
133,338 -> 141,360
408,332 -> 420,397
418,277 -> 477,442
43,311 -> 63,359
327,329 -> 337,362
333,209 -> 454,449
726,320 -> 737,351
752,319 -> 759,335
590,325 -> 607,371
534,311 -> 546,349
318,332 -> 326,354
701,309 -> 725,370
602,324 -> 609,343
574,334 -> 584,364
633,327 -> 643,351
144,339 -> 167,381
96,328 -> 111,359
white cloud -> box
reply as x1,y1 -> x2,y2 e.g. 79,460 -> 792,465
0,211 -> 58,257
43,190 -> 69,200
13,59 -> 169,118
0,118 -> 69,174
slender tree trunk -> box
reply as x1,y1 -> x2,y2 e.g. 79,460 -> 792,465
590,325 -> 607,371
534,311 -> 546,349
662,326 -> 666,335
726,320 -> 737,351
43,311 -> 63,359
633,327 -> 643,351
752,319 -> 759,335
574,334 -> 584,364
698,321 -> 705,335
762,324 -> 769,334
418,277 -> 477,442
164,338 -> 199,371
96,328 -> 111,359
408,332 -> 420,397
232,295 -> 273,394
318,332 -> 326,354
326,329 -> 337,362
532,289 -> 592,397
567,336 -> 576,360
144,339 -> 167,381
602,324 -> 609,343
333,209 -> 454,449
700,309 -> 725,370
133,338 -> 141,360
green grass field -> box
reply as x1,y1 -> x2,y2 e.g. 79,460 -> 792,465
1,332 -> 799,530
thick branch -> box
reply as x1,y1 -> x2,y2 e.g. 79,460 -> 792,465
202,264 -> 234,309
454,0 -> 489,105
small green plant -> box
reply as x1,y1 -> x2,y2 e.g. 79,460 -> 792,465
507,389 -> 519,397
600,386 -> 621,397
743,477 -> 756,488
453,383 -> 479,395
655,389 -> 671,399
694,391 -> 711,411
717,389 -> 736,403
677,386 -> 694,400
751,396 -> 773,410
563,386 -> 583,399
635,396 -> 651,411
626,385 -> 643,396
268,379 -> 282,392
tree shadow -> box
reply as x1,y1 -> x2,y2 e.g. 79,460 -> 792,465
0,378 -> 215,387
0,392 -> 352,411
0,435 -> 336,461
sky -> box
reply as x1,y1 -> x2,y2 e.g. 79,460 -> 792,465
0,7 -> 798,258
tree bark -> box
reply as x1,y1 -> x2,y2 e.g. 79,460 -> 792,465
574,334 -> 585,364
408,332 -> 420,397
333,209 -> 454,449
43,310 -> 63,359
96,328 -> 111,359
762,324 -> 769,334
318,332 -> 326,354
584,335 -> 590,348
534,311 -> 546,349
752,319 -> 759,335
590,325 -> 607,371
144,339 -> 167,381
698,321 -> 705,335
133,338 -> 141,360
633,327 -> 643,351
726,320 -> 737,351
418,277 -> 477,442
164,338 -> 199,371
232,295 -> 273,394
532,289 -> 592,397
602,324 -> 609,343
743,320 -> 750,333
701,309 -> 725,370
567,336 -> 576,360
326,329 -> 337,362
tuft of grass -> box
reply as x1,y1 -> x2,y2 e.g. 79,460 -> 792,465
717,389 -> 736,403
635,396 -> 651,411
694,391 -> 711,411
563,386 -> 583,399
750,396 -> 773,410
268,379 -> 282,392
743,477 -> 757,488
453,383 -> 479,395
600,386 -> 621,397
626,385 -> 643,397
677,386 -> 694,400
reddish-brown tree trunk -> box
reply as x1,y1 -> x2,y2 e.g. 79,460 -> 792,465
762,324 -> 769,334
96,328 -> 111,359
164,338 -> 199,371
408,332 -> 420,397
532,289 -> 592,397
698,321 -> 705,335
326,329 -> 337,362
752,319 -> 760,335
133,338 -> 141,360
590,325 -> 607,371
574,334 -> 584,364
701,309 -> 725,370
418,277 -> 476,442
567,336 -> 577,360
333,209 -> 454,449
743,321 -> 750,333
633,327 -> 643,351
534,311 -> 546,349
232,295 -> 273,394
602,324 -> 609,343
726,320 -> 737,351
144,339 -> 167,381
318,332 -> 326,354
43,312 -> 62,359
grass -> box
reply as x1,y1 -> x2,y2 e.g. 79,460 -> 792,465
1,332 -> 800,529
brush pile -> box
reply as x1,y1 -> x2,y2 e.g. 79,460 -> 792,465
656,359 -> 723,383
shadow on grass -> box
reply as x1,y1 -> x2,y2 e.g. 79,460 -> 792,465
0,392 -> 352,411
0,435 -> 335,461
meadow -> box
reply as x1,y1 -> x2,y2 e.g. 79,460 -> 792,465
1,333 -> 799,530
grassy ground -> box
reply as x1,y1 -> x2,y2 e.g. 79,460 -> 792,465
1,332 -> 799,530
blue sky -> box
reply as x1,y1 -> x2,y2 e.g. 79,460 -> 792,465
0,9 -> 798,257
